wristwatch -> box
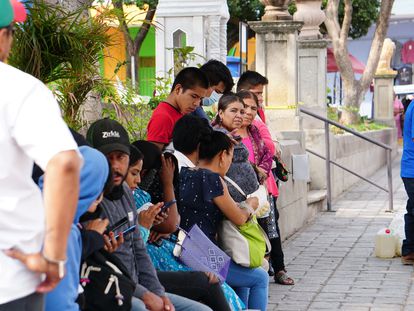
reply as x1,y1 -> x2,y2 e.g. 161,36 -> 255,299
42,253 -> 66,279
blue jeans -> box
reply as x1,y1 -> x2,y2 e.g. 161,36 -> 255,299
225,261 -> 269,311
402,177 -> 414,256
131,293 -> 212,311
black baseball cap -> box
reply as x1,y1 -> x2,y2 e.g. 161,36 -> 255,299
86,118 -> 131,155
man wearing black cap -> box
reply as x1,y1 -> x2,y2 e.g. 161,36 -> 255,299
0,0 -> 82,309
87,118 -> 213,311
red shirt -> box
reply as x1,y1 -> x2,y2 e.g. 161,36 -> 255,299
402,40 -> 414,64
257,107 -> 266,123
147,101 -> 183,144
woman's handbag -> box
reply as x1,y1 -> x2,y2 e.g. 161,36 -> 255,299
272,156 -> 289,182
218,216 -> 271,269
173,224 -> 231,283
224,176 -> 270,218
218,177 -> 271,268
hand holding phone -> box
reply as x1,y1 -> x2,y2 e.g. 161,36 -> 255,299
104,216 -> 128,235
159,199 -> 176,214
115,225 -> 137,239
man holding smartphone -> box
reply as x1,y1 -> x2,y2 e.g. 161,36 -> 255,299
87,118 -> 212,311
0,1 -> 82,310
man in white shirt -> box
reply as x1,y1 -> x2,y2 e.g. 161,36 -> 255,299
172,115 -> 212,172
0,2 -> 82,310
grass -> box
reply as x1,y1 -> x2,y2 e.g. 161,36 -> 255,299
327,106 -> 390,134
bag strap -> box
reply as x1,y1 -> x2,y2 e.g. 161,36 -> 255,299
223,176 -> 247,199
258,222 -> 272,254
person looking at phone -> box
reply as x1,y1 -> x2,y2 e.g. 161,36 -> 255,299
87,118 -> 212,311
130,140 -> 236,311
132,141 -> 180,234
0,1 -> 82,309
126,144 -> 164,242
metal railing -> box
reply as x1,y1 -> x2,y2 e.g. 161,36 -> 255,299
299,107 -> 394,212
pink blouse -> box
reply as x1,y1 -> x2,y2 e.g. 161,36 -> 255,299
242,136 -> 279,197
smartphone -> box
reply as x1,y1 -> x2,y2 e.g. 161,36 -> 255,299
159,199 -> 176,214
105,216 -> 128,235
151,239 -> 163,247
115,225 -> 137,239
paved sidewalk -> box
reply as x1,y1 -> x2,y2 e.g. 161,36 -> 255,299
268,154 -> 414,311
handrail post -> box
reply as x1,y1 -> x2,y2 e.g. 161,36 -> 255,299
325,121 -> 332,211
387,149 -> 394,212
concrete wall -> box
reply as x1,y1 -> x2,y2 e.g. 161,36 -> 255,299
330,128 -> 398,199
277,139 -> 308,241
276,128 -> 397,241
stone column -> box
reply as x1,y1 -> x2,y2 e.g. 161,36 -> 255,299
294,0 -> 326,126
373,38 -> 398,127
294,0 -> 325,40
249,20 -> 303,133
220,19 -> 228,64
294,0 -> 327,190
207,15 -> 222,61
373,73 -> 397,126
297,39 -> 328,190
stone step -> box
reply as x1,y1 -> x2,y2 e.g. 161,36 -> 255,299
307,189 -> 327,205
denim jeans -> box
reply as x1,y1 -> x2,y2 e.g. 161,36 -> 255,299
157,271 -> 230,311
0,293 -> 43,311
225,261 -> 269,311
402,177 -> 414,256
131,293 -> 212,311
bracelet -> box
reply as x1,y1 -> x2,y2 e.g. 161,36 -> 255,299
42,253 -> 67,279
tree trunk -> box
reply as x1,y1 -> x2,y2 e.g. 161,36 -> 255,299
113,3 -> 155,92
126,46 -> 140,91
324,0 -> 395,125
340,82 -> 363,124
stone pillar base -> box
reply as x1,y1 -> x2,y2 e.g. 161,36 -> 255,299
297,39 -> 328,131
249,20 -> 303,108
373,73 -> 397,127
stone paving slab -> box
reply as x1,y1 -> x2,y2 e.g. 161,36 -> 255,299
267,154 -> 414,310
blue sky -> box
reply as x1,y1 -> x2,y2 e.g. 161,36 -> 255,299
392,0 -> 414,15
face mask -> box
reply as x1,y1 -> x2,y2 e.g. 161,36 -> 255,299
202,90 -> 223,107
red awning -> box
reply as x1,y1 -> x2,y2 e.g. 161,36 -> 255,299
327,47 -> 365,74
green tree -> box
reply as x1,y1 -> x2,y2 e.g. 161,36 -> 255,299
9,1 -> 113,129
324,0 -> 394,124
289,0 -> 380,39
111,0 -> 158,91
227,0 -> 379,52
227,0 -> 264,51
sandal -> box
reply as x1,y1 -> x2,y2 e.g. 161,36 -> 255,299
274,270 -> 295,285
401,255 -> 414,265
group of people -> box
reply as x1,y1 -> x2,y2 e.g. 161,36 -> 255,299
0,1 -> 294,311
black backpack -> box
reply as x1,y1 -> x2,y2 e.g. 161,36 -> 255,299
80,249 -> 136,311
